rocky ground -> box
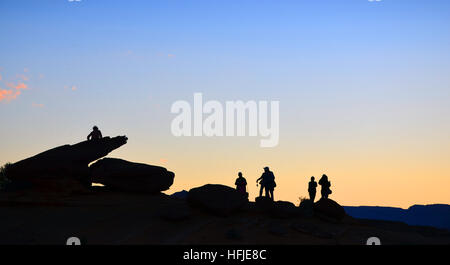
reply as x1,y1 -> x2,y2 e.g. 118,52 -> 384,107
1,188 -> 449,245
2,137 -> 449,245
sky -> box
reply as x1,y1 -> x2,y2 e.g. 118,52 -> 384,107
1,0 -> 450,208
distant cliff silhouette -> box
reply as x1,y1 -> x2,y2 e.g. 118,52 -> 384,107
344,204 -> 450,231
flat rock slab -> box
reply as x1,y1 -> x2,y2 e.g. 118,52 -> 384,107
6,136 -> 128,192
90,158 -> 174,193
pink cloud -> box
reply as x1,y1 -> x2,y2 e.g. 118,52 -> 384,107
7,82 -> 28,90
0,70 -> 31,102
16,74 -> 29,81
32,103 -> 44,108
0,88 -> 20,102
1,81 -> 29,102
16,82 -> 28,90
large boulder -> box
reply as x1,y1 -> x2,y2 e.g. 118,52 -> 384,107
272,201 -> 300,218
187,184 -> 248,216
90,158 -> 174,193
171,190 -> 189,200
254,197 -> 300,218
298,199 -> 314,218
314,198 -> 346,222
6,136 -> 128,192
254,196 -> 274,212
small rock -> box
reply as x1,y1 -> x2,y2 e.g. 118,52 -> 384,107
314,198 -> 346,222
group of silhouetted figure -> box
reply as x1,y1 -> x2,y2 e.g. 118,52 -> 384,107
235,167 -> 332,202
86,126 -> 332,203
308,175 -> 332,201
235,167 -> 276,200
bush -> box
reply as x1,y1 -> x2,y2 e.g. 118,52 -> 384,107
0,163 -> 12,190
298,196 -> 309,206
298,196 -> 314,217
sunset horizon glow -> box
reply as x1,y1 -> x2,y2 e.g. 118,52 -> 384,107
1,0 -> 450,209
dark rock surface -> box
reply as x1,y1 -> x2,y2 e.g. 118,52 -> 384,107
187,184 -> 248,216
6,136 -> 128,192
90,158 -> 174,193
0,191 -> 449,244
314,198 -> 346,222
254,196 -> 274,212
254,197 -> 300,218
158,202 -> 191,221
299,199 -> 314,218
171,190 -> 189,200
271,201 -> 299,219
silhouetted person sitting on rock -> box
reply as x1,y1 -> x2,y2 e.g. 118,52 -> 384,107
257,166 -> 276,201
87,126 -> 103,141
319,174 -> 332,199
308,176 -> 317,202
235,172 -> 248,197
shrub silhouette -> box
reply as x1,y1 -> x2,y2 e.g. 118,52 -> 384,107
298,196 -> 309,206
0,163 -> 12,190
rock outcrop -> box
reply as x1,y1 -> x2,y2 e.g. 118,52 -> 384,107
6,136 -> 128,192
90,158 -> 174,193
272,201 -> 299,218
254,196 -> 274,212
254,196 -> 301,218
314,198 -> 346,222
171,190 -> 189,200
299,199 -> 314,218
187,184 -> 248,216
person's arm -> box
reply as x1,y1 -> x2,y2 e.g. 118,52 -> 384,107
87,132 -> 92,140
99,131 -> 103,138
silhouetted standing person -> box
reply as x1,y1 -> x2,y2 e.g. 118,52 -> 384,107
319,174 -> 332,199
308,176 -> 317,202
257,167 -> 276,201
87,126 -> 102,141
256,171 -> 266,198
235,172 -> 248,197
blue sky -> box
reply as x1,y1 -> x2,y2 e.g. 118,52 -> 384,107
1,0 -> 450,206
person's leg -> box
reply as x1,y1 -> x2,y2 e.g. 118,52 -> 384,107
311,192 -> 315,202
270,189 -> 274,201
259,184 -> 264,197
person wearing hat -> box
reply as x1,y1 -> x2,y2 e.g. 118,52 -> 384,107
257,166 -> 276,200
87,126 -> 103,141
